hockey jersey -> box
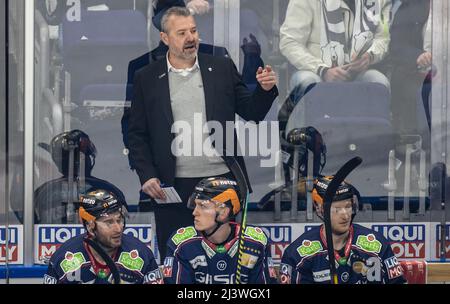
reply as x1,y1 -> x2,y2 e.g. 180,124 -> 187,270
44,233 -> 162,284
163,223 -> 277,284
280,224 -> 406,284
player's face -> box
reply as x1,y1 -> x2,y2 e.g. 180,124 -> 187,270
161,15 -> 199,62
94,212 -> 125,249
192,199 -> 218,231
330,199 -> 353,235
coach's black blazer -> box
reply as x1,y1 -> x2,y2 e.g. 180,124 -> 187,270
128,52 -> 278,191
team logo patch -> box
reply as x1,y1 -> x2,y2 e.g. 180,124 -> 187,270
279,263 -> 292,284
356,234 -> 382,253
163,257 -> 174,278
244,226 -> 268,245
60,252 -> 86,273
240,253 -> 259,269
117,250 -> 144,272
297,240 -> 323,257
172,226 -> 197,245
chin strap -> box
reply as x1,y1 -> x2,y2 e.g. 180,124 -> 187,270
203,213 -> 225,238
83,237 -> 121,284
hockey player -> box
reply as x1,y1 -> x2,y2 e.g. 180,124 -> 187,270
44,189 -> 163,284
280,176 -> 406,284
163,177 -> 277,284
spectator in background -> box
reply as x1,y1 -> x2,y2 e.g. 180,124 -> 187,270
279,0 -> 391,107
389,0 -> 432,140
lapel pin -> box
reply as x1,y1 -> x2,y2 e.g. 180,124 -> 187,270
158,73 -> 166,79
208,67 -> 213,72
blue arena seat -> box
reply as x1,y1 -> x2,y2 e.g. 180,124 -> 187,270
286,82 -> 394,200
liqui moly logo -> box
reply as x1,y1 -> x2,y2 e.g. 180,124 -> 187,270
260,225 -> 292,262
35,225 -> 153,264
434,224 -> 450,259
372,224 -> 426,259
0,225 -> 23,264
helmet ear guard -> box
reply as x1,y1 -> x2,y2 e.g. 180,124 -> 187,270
78,205 -> 96,223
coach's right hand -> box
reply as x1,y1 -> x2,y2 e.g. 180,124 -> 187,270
142,178 -> 166,200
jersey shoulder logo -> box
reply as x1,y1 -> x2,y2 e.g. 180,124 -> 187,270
60,251 -> 86,273
297,240 -> 323,257
117,250 -> 145,272
240,253 -> 259,269
355,234 -> 382,253
171,226 -> 198,246
244,226 -> 267,246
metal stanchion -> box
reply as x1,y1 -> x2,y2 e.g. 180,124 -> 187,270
403,144 -> 413,220
418,149 -> 427,215
385,150 -> 397,220
290,146 -> 299,221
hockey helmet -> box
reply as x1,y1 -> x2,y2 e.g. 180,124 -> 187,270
187,177 -> 242,218
50,130 -> 97,177
311,176 -> 360,220
79,189 -> 126,224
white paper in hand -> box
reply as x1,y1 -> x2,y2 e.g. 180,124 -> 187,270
155,187 -> 182,204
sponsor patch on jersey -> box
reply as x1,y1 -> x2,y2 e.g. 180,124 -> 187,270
297,240 -> 323,257
172,226 -> 197,246
352,261 -> 368,275
279,263 -> 292,284
313,269 -> 331,282
341,272 -> 350,282
117,250 -> 144,272
143,268 -> 164,284
267,257 -> 277,279
217,260 -> 227,271
244,226 -> 268,245
384,256 -> 404,280
240,253 -> 259,269
356,234 -> 382,254
189,255 -> 208,269
163,257 -> 174,278
43,274 -> 57,284
60,252 -> 86,274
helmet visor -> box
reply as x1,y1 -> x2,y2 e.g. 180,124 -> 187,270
187,192 -> 224,211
